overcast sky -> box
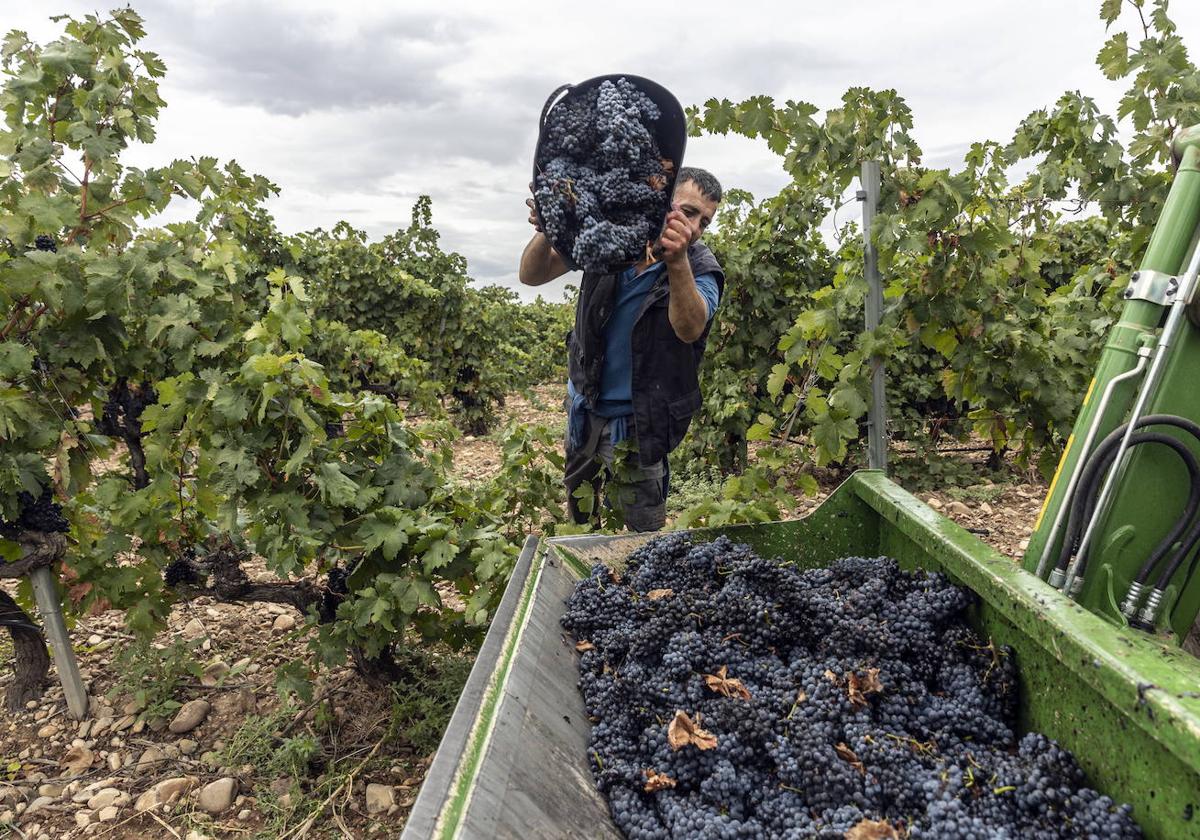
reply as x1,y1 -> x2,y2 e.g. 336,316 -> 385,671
6,1 -> 1199,301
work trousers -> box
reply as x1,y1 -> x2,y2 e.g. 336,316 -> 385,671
563,412 -> 666,532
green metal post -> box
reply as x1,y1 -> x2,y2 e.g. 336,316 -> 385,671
1024,134 -> 1200,615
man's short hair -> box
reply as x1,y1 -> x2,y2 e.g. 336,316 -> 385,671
678,167 -> 722,203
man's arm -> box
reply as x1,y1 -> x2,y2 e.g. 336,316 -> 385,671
658,208 -> 708,343
520,230 -> 569,286
520,192 -> 569,286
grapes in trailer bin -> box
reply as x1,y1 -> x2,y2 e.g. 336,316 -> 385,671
563,533 -> 1142,839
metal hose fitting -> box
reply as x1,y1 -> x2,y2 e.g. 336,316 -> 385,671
1136,588 -> 1165,629
1121,581 -> 1145,619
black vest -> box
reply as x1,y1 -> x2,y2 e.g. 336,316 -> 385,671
568,242 -> 725,467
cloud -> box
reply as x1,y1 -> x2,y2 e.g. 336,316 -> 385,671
143,1 -> 484,115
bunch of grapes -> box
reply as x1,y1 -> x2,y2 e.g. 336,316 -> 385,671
535,78 -> 673,272
563,534 -> 1143,839
0,489 -> 69,538
95,381 -> 158,438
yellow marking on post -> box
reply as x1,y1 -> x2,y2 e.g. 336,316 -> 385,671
1081,377 -> 1097,407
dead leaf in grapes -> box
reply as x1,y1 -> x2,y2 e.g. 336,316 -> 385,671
861,668 -> 883,695
835,742 -> 865,775
704,665 -> 752,701
824,669 -> 839,684
647,588 -> 673,600
604,565 -> 622,583
667,711 -> 718,751
844,818 -> 899,840
574,640 -> 595,652
846,668 -> 883,708
643,769 -> 677,792
796,689 -> 807,703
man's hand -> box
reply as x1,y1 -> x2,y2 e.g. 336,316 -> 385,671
526,182 -> 544,232
657,204 -> 692,266
520,182 -> 568,286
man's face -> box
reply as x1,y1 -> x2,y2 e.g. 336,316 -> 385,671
671,179 -> 719,245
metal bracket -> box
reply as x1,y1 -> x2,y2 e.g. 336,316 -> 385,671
1123,269 -> 1178,305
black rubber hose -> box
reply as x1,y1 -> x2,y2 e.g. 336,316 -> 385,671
1055,414 -> 1200,574
1112,415 -> 1200,585
1054,425 -> 1200,584
1155,486 -> 1200,589
0,616 -> 41,632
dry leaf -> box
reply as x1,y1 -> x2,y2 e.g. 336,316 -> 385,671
647,588 -> 674,600
60,744 -> 95,776
844,818 -> 899,840
846,668 -> 885,708
574,640 -> 595,652
604,565 -> 622,583
52,430 -> 78,496
704,665 -> 752,701
835,742 -> 865,776
796,689 -> 808,703
643,769 -> 677,792
667,710 -> 718,751
823,669 -> 839,684
862,668 -> 883,695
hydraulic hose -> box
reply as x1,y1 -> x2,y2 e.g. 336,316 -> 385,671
1154,491 -> 1200,590
1053,419 -> 1200,587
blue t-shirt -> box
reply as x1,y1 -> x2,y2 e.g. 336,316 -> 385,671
591,262 -> 720,418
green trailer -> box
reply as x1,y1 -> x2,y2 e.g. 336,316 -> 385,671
402,126 -> 1200,839
401,473 -> 1200,839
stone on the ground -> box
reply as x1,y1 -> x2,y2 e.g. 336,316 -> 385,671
366,783 -> 396,815
197,777 -> 237,815
24,795 -> 55,815
169,699 -> 211,734
947,500 -> 971,517
135,776 -> 199,812
271,613 -> 296,633
36,783 -> 63,798
134,745 -> 166,774
182,617 -> 206,637
86,787 -> 126,811
201,661 -> 229,687
97,805 -> 119,822
74,810 -> 91,828
36,723 -> 58,739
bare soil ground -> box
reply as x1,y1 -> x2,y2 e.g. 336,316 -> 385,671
0,387 -> 1049,839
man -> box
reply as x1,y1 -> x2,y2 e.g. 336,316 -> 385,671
520,167 -> 724,531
